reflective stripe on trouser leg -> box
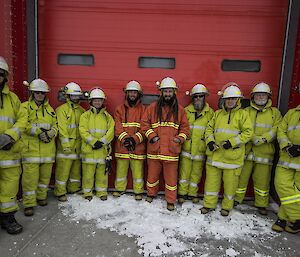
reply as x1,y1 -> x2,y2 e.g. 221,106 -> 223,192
0,166 -> 21,213
37,163 -> 53,201
82,163 -> 96,197
163,160 -> 179,204
178,156 -> 192,196
188,160 -> 204,197
54,158 -> 73,196
114,158 -> 130,192
22,163 -> 40,207
95,164 -> 108,197
146,159 -> 162,197
203,164 -> 222,209
235,160 -> 253,203
252,163 -> 271,207
130,159 -> 144,194
67,159 -> 82,193
222,168 -> 241,211
275,166 -> 300,221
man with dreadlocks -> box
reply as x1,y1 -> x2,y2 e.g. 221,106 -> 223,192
141,77 -> 189,211
113,81 -> 146,200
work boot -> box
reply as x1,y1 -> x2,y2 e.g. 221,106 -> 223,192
135,194 -> 142,201
271,218 -> 287,232
85,196 -> 93,201
57,194 -> 67,202
145,195 -> 154,203
24,207 -> 34,216
257,207 -> 268,216
1,212 -> 23,234
100,195 -> 107,201
177,195 -> 185,204
113,191 -> 124,198
167,203 -> 175,211
37,199 -> 48,206
220,209 -> 230,216
285,220 -> 300,234
191,197 -> 200,204
200,207 -> 214,214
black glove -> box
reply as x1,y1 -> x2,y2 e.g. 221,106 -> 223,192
93,141 -> 103,150
208,141 -> 218,152
286,145 -> 300,158
222,140 -> 232,150
2,142 -> 14,150
150,136 -> 159,144
124,137 -> 136,151
105,156 -> 113,174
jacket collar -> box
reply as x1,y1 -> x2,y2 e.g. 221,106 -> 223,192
250,99 -> 272,112
1,83 -> 10,94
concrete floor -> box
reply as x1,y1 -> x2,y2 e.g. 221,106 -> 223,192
0,191 -> 299,257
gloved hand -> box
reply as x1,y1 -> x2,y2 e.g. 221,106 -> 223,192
286,145 -> 300,158
38,131 -> 50,143
93,141 -> 103,150
124,137 -> 136,151
46,127 -> 57,140
207,141 -> 219,152
150,136 -> 160,144
0,134 -> 13,150
63,147 -> 72,153
252,136 -> 266,146
105,156 -> 113,175
222,140 -> 232,150
173,137 -> 181,144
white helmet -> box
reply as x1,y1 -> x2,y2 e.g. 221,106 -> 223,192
222,85 -> 243,99
157,77 -> 177,90
191,84 -> 209,96
0,57 -> 9,73
251,82 -> 272,95
65,82 -> 82,95
89,88 -> 106,99
24,79 -> 50,92
125,81 -> 142,92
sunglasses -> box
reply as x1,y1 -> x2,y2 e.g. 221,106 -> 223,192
192,94 -> 205,99
0,72 -> 5,77
34,91 -> 47,95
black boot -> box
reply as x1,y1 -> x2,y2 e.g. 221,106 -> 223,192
285,220 -> 300,234
1,212 -> 23,234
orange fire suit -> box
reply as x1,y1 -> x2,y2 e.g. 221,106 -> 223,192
114,100 -> 146,194
141,101 -> 190,204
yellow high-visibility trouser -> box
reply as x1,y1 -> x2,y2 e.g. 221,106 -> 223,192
275,166 -> 300,222
22,163 -> 53,207
82,163 -> 108,198
235,160 -> 271,207
203,164 -> 241,211
178,157 -> 204,197
0,166 -> 21,213
114,158 -> 144,194
54,158 -> 81,196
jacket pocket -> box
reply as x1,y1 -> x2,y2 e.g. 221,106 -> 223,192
81,142 -> 92,154
223,147 -> 243,161
169,138 -> 182,154
147,140 -> 160,154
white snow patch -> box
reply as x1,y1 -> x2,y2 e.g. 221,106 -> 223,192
60,195 -> 278,257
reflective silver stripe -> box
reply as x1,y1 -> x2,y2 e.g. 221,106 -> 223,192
181,151 -> 205,161
83,188 -> 92,193
278,138 -> 288,144
89,129 -> 107,133
236,187 -> 246,193
56,180 -> 66,185
38,184 -> 48,188
30,127 -> 37,135
281,195 -> 300,204
22,157 -> 55,163
11,127 -> 21,137
116,177 -> 127,182
205,191 -> 218,196
86,136 -> 94,143
100,138 -> 108,145
254,187 -> 269,196
254,156 -> 273,164
181,151 -> 192,159
81,158 -> 105,164
32,123 -> 51,129
246,152 -> 254,161
68,124 -> 78,129
56,153 -> 80,159
268,130 -> 275,140
190,125 -> 206,130
134,178 -> 143,183
61,137 -> 70,143
189,182 -> 198,187
224,194 -> 234,200
278,161 -> 300,170
0,116 -> 15,123
234,137 -> 241,147
95,187 -> 107,191
215,128 -> 239,135
205,135 -> 214,140
179,179 -> 189,184
288,125 -> 300,131
0,201 -> 16,209
23,191 -> 36,196
69,179 -> 81,183
255,123 -> 272,129
211,161 -> 240,169
0,160 -> 20,167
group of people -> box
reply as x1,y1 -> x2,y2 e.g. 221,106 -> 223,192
0,56 -> 299,236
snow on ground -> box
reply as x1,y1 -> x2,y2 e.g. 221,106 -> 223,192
60,194 -> 279,257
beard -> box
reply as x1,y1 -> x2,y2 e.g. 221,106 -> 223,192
127,95 -> 139,106
194,100 -> 204,111
162,95 -> 176,106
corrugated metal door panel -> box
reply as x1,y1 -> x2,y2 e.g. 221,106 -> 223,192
39,0 -> 288,111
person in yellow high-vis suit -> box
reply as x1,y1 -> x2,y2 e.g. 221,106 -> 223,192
201,83 -> 253,216
0,57 -> 27,234
79,88 -> 114,201
21,79 -> 58,217
234,83 -> 282,215
271,104 -> 300,234
113,81 -> 146,200
54,82 -> 85,201
178,84 -> 214,204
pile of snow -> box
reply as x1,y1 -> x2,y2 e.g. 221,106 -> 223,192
60,194 -> 278,257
